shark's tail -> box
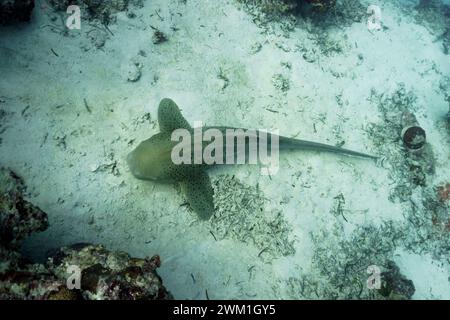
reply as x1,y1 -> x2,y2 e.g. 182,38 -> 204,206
279,136 -> 378,160
206,127 -> 378,161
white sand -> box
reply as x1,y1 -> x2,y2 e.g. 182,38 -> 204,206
0,0 -> 449,299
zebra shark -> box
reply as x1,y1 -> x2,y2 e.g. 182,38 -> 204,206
127,98 -> 377,220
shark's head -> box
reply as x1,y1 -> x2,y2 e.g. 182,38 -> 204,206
127,98 -> 197,183
127,133 -> 174,181
126,140 -> 155,180
126,98 -> 215,220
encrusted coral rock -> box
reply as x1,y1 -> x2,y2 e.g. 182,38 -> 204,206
1,243 -> 172,300
47,244 -> 172,300
0,168 -> 48,247
0,269 -> 67,300
379,261 -> 416,300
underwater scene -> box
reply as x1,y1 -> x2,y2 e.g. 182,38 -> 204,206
0,0 -> 449,301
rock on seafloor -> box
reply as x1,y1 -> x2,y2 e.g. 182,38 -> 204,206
46,244 -> 172,300
0,168 -> 172,300
0,168 -> 48,248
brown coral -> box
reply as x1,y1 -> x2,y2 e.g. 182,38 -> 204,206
436,183 -> 450,202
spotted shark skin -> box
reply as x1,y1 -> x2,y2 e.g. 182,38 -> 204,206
127,98 -> 377,220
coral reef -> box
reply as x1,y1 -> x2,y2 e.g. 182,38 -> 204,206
0,267 -> 71,300
47,244 -> 172,300
0,168 -> 172,300
0,0 -> 35,25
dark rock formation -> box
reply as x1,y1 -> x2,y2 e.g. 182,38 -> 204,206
46,244 -> 172,300
304,0 -> 336,12
379,261 -> 416,300
0,168 -> 48,248
0,0 -> 35,25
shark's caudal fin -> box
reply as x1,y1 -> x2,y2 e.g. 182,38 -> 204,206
159,98 -> 215,220
180,170 -> 215,220
279,136 -> 378,160
158,98 -> 192,132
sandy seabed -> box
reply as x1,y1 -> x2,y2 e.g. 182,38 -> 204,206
0,0 -> 449,299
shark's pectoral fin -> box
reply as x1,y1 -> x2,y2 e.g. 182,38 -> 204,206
180,170 -> 214,220
158,98 -> 192,133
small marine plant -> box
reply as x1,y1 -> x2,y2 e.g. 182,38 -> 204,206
152,28 -> 168,44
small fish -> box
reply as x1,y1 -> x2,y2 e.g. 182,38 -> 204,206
127,98 -> 377,220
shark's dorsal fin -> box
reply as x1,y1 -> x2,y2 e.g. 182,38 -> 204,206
158,98 -> 192,133
180,170 -> 214,220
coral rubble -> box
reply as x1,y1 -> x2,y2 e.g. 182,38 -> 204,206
211,174 -> 295,262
